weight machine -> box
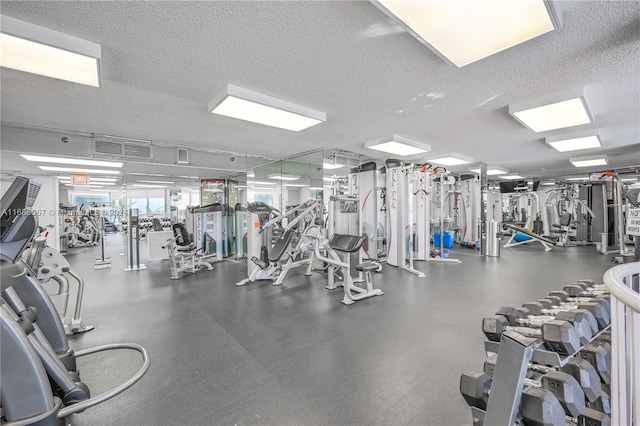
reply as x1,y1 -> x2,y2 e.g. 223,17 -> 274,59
236,199 -> 322,286
348,162 -> 386,263
385,159 -> 428,275
427,167 -> 462,263
185,203 -> 224,262
312,231 -> 384,305
59,203 -> 100,249
162,223 -> 214,280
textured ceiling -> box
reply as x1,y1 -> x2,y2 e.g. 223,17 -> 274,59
1,1 -> 639,180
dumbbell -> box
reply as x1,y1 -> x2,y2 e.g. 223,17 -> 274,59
483,316 -> 582,355
521,303 -> 599,338
528,298 -> 609,330
460,369 -> 587,418
577,341 -> 612,385
547,288 -> 611,312
519,306 -> 595,345
483,355 -> 601,403
587,388 -> 611,415
545,294 -> 610,320
563,282 -> 608,297
495,307 -> 589,353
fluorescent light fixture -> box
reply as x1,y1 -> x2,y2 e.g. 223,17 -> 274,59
509,88 -> 592,133
127,173 -> 169,177
39,166 -> 120,175
371,0 -> 560,68
208,84 -> 325,132
546,131 -> 602,152
365,135 -> 431,156
90,177 -> 117,182
21,154 -> 122,168
268,173 -> 300,181
67,182 -> 115,186
248,180 -> 277,185
499,174 -> 525,180
567,177 -> 589,181
323,162 -> 346,170
621,178 -> 639,182
469,166 -> 509,175
137,180 -> 175,184
310,186 -> 324,190
131,184 -> 166,188
428,153 -> 473,166
284,183 -> 307,187
541,182 -> 555,186
247,172 -> 255,178
570,155 -> 608,168
0,15 -> 101,87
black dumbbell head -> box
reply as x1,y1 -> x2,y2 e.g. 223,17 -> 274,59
544,295 -> 563,307
460,370 -> 490,410
541,320 -> 582,356
520,386 -> 566,426
554,309 -> 596,344
482,317 -> 509,342
578,342 -> 612,385
495,306 -> 526,326
564,284 -> 586,297
577,407 -> 611,426
560,357 -> 602,403
540,370 -> 586,418
524,301 -> 546,316
577,302 -> 610,330
549,290 -> 569,302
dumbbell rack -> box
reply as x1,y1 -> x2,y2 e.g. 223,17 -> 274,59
471,325 -> 610,425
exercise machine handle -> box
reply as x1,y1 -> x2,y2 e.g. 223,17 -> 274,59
57,343 -> 150,417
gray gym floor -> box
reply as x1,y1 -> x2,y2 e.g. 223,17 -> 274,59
62,235 -> 615,425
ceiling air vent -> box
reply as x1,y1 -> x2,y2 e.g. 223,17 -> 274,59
176,148 -> 190,165
95,140 -> 123,156
125,144 -> 151,158
93,136 -> 152,162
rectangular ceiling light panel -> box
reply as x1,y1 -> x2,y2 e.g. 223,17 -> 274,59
469,166 -> 509,175
570,156 -> 608,168
39,166 -> 121,175
499,174 -> 525,179
208,84 -> 326,132
21,154 -> 122,168
323,162 -> 346,170
0,15 -> 101,87
546,133 -> 601,152
372,0 -> 558,67
365,136 -> 431,156
268,174 -> 301,181
428,153 -> 473,166
509,88 -> 592,132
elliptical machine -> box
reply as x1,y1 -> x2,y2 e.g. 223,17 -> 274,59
22,225 -> 94,334
1,176 -> 150,426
